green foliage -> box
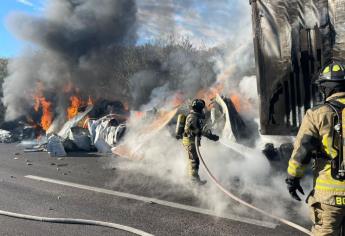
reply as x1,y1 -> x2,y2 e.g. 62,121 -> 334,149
108,38 -> 217,107
0,59 -> 7,82
0,58 -> 8,123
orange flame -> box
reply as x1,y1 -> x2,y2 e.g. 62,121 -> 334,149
67,95 -> 94,120
34,96 -> 53,131
40,97 -> 53,131
230,95 -> 241,112
171,92 -> 184,107
195,82 -> 225,107
67,96 -> 83,119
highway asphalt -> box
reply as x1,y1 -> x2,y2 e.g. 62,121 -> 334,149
0,143 -> 309,236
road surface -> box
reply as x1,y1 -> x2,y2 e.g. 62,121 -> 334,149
0,143 -> 309,236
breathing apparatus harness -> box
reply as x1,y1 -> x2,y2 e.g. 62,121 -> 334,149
324,98 -> 345,180
316,61 -> 345,181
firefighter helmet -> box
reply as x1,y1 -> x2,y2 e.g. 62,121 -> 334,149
316,61 -> 345,84
191,99 -> 205,112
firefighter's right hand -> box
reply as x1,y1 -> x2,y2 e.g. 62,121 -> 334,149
209,134 -> 219,142
285,177 -> 304,201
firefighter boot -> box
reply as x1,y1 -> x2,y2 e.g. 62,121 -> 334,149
191,175 -> 207,186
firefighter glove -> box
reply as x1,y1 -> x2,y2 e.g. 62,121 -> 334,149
285,176 -> 304,201
202,130 -> 219,141
209,134 -> 219,142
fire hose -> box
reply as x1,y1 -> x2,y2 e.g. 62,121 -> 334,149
0,210 -> 154,236
195,137 -> 312,235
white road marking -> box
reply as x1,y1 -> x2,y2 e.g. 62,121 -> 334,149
25,175 -> 277,229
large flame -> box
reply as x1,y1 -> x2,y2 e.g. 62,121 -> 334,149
67,96 -> 83,119
67,95 -> 95,120
196,82 -> 224,108
31,81 -> 96,132
34,95 -> 53,131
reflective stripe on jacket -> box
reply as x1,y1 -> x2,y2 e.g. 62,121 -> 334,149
182,111 -> 204,146
287,92 -> 345,205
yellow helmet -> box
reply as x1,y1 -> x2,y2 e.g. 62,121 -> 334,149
316,61 -> 345,84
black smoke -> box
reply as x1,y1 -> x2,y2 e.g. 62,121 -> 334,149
3,0 -> 138,120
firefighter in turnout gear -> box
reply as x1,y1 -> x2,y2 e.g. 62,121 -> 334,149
286,62 -> 345,236
182,99 -> 219,185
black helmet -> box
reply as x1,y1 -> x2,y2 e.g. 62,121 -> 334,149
316,61 -> 345,85
191,99 -> 205,112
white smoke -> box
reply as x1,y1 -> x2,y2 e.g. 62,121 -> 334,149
107,0 -> 311,224
3,0 -> 312,224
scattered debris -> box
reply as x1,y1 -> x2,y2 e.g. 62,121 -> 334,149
47,135 -> 66,157
57,163 -> 68,167
89,116 -> 126,153
0,129 -> 14,143
66,127 -> 92,151
24,148 -> 45,153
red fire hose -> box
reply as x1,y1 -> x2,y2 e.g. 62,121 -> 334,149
195,137 -> 312,235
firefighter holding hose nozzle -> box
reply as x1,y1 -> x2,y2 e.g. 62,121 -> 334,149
176,99 -> 219,185
286,61 -> 345,236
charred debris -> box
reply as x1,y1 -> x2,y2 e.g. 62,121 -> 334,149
0,94 -> 256,158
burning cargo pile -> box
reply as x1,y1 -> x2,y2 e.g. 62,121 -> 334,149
0,86 -> 252,160
0,0 -> 259,158
44,98 -> 128,156
0,95 -> 129,156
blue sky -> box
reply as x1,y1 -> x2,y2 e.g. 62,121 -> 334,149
0,0 -> 251,58
0,0 -> 44,57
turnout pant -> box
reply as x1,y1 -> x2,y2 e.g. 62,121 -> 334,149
184,144 -> 200,180
308,196 -> 345,236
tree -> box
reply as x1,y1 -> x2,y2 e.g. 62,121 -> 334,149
0,58 -> 8,123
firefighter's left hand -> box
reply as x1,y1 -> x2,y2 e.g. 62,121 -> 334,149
208,134 -> 219,141
211,134 -> 219,141
285,176 -> 304,201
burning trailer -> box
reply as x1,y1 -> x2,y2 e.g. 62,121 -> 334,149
250,0 -> 345,135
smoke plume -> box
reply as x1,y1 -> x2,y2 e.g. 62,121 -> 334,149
3,0 -> 138,120
3,0 -> 311,225
108,0 -> 310,224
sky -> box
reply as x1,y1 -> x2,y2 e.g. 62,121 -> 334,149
0,0 -> 45,57
0,0 -> 251,58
